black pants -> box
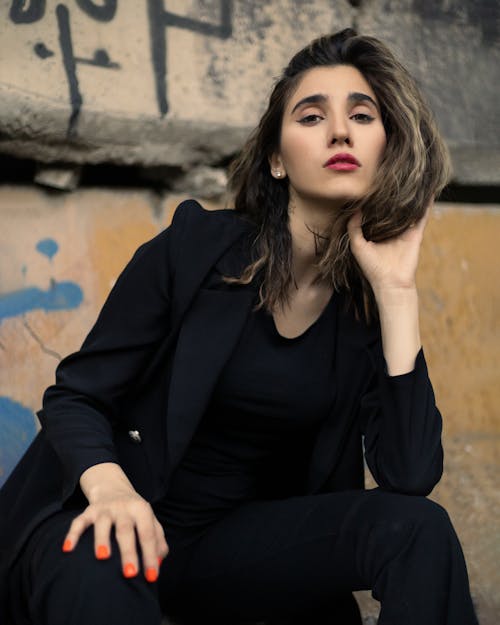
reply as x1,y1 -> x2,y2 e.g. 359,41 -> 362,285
7,489 -> 479,625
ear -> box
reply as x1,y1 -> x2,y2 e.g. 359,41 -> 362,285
268,153 -> 287,180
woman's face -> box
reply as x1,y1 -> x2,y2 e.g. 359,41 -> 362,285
271,64 -> 387,208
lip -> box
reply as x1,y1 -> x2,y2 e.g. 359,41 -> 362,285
324,153 -> 361,170
327,162 -> 359,171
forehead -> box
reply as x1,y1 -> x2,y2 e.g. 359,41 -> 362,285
286,65 -> 377,109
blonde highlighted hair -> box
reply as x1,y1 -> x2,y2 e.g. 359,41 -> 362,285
226,28 -> 451,319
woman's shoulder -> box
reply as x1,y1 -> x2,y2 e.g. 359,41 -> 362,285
132,199 -> 251,259
168,199 -> 255,254
159,199 -> 255,277
171,198 -> 252,229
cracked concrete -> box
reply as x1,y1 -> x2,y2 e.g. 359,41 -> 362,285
22,318 -> 62,362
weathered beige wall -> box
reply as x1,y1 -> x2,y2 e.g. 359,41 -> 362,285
1,0 -> 499,183
0,186 -> 498,622
419,205 -> 499,432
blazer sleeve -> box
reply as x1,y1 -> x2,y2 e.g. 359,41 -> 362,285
359,344 -> 444,496
37,201 -> 189,501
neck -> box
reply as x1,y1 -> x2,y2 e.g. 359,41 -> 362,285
287,193 -> 339,288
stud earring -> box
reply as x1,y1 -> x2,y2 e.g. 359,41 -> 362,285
273,170 -> 283,178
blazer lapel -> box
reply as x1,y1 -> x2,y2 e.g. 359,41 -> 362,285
135,208 -> 254,398
170,208 -> 256,326
165,233 -> 258,476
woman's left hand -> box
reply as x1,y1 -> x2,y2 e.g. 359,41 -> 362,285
347,201 -> 432,297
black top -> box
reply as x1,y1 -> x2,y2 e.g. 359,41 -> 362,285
154,293 -> 337,545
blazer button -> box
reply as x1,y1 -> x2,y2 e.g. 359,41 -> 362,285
128,430 -> 142,444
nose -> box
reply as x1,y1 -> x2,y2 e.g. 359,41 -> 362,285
329,115 -> 351,145
332,134 -> 350,145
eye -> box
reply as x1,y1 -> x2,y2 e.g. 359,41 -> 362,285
350,113 -> 375,123
297,114 -> 324,125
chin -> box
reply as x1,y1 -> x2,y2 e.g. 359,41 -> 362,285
293,184 -> 366,207
312,183 -> 367,204
320,191 -> 363,205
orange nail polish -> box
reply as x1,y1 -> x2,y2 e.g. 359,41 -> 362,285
145,567 -> 158,583
158,556 -> 163,566
62,539 -> 73,552
96,545 -> 110,560
123,563 -> 137,578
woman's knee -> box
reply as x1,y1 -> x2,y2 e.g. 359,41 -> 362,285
58,526 -> 123,587
368,489 -> 453,534
354,492 -> 459,589
391,493 -> 455,541
356,492 -> 457,563
27,511 -> 161,624
29,511 -> 118,589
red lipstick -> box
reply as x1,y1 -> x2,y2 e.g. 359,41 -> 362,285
324,153 -> 360,171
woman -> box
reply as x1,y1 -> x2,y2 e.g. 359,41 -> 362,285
0,29 -> 478,625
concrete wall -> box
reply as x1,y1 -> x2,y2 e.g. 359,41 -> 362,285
0,186 -> 498,623
1,0 -> 499,183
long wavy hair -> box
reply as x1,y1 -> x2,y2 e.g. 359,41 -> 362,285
225,28 -> 451,320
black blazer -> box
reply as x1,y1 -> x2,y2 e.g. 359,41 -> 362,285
0,200 -> 443,613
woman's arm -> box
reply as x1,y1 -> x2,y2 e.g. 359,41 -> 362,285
359,345 -> 443,495
39,201 -> 191,580
347,203 -> 443,495
38,198 -> 196,501
347,205 -> 429,375
374,287 -> 420,376
42,227 -> 174,581
39,224 -> 174,500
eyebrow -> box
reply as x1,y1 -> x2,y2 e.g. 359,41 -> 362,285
290,91 -> 379,114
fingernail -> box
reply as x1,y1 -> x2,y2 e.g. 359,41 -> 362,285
158,556 -> 163,566
145,567 -> 158,583
62,539 -> 73,552
123,563 -> 137,578
96,545 -> 110,560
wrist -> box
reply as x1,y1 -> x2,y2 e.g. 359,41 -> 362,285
375,288 -> 421,376
374,285 -> 418,309
86,481 -> 134,503
80,462 -> 135,502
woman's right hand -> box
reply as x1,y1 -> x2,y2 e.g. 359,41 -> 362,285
62,462 -> 169,583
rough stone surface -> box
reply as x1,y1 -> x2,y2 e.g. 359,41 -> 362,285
356,0 -> 500,185
1,1 -> 499,184
171,165 -> 228,198
34,163 -> 82,190
0,187 -> 498,623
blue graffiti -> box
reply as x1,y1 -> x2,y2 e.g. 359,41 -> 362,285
0,281 -> 83,321
0,238 -> 84,322
0,397 -> 37,487
36,238 -> 59,260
